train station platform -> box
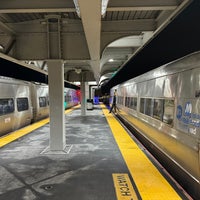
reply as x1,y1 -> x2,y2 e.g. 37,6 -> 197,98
0,104 -> 191,200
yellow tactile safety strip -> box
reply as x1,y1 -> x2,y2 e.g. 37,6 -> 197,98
0,105 -> 79,148
113,173 -> 138,200
101,105 -> 181,200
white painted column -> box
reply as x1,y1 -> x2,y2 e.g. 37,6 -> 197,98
47,60 -> 65,151
81,73 -> 86,116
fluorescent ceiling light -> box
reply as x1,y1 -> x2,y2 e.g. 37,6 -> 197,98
73,0 -> 109,17
73,0 -> 80,17
0,45 -> 4,51
108,58 -> 114,62
102,0 -> 109,16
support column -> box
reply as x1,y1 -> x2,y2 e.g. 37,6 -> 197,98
81,73 -> 86,116
47,60 -> 65,151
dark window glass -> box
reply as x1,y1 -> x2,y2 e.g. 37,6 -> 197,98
125,97 -> 131,107
39,97 -> 47,107
47,96 -> 49,105
140,98 -> 145,114
153,99 -> 164,120
129,97 -> 133,108
117,96 -> 122,105
120,96 -> 123,105
140,98 -> 152,116
145,98 -> 153,116
65,95 -> 71,102
128,97 -> 130,107
163,99 -> 174,125
130,97 -> 137,110
0,98 -> 14,115
17,98 -> 29,111
125,97 -> 127,107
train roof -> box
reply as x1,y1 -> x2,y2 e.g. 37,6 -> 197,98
119,51 -> 200,87
0,76 -> 31,85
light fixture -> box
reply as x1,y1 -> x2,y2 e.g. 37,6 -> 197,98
73,0 -> 109,17
75,68 -> 82,74
73,0 -> 81,17
0,44 -> 4,51
101,0 -> 109,16
108,58 -> 114,62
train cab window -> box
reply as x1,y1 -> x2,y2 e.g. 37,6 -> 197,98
153,99 -> 164,121
0,98 -> 14,115
17,98 -> 29,111
163,99 -> 174,125
39,97 -> 47,107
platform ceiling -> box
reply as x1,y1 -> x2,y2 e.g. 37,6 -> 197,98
102,0 -> 200,92
0,0 -> 197,91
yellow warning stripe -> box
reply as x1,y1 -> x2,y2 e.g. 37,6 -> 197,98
101,105 -> 181,200
113,173 -> 138,200
0,118 -> 49,148
0,105 -> 79,148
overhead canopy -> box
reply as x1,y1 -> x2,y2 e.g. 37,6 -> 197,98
102,0 -> 200,93
0,0 -> 191,85
0,54 -> 79,90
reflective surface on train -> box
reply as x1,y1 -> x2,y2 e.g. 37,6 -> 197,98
110,51 -> 200,199
0,77 -> 79,136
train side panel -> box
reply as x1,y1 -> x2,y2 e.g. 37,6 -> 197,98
0,79 -> 32,136
64,88 -> 79,108
31,84 -> 49,122
112,52 -> 200,199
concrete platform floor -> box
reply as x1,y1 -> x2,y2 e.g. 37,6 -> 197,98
0,105 -> 131,200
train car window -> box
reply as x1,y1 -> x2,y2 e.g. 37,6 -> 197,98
117,96 -> 121,105
129,97 -> 134,108
132,97 -> 137,110
145,98 -> 153,116
39,97 -> 47,107
140,98 -> 145,114
47,96 -> 49,105
125,97 -> 131,108
125,97 -> 128,107
140,98 -> 153,116
127,97 -> 130,107
0,98 -> 14,115
153,99 -> 164,120
65,95 -> 71,102
17,98 -> 29,111
163,99 -> 174,125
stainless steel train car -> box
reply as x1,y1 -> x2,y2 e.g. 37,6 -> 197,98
31,83 -> 49,122
110,51 -> 200,199
0,78 -> 33,136
0,77 -> 79,137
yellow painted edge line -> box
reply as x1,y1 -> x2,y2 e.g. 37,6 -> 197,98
0,105 -> 80,148
101,104 -> 181,200
0,118 -> 49,148
113,173 -> 138,200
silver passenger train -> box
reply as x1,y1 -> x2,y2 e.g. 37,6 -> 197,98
0,77 -> 79,137
110,51 -> 200,199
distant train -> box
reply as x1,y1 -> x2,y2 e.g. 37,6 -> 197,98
110,51 -> 200,199
0,77 -> 79,137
